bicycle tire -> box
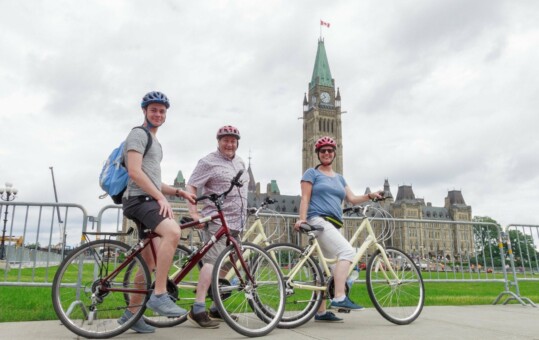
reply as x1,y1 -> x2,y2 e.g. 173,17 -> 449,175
264,242 -> 324,329
211,242 -> 285,337
52,239 -> 151,339
366,246 -> 425,325
126,244 -> 196,328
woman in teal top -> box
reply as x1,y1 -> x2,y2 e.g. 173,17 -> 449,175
294,136 -> 382,322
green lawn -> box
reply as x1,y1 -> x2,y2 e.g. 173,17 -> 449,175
2,265 -> 538,323
1,280 -> 538,322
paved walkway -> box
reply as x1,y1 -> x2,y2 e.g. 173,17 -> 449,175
1,305 -> 538,339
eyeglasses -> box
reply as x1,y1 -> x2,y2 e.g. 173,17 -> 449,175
318,148 -> 335,154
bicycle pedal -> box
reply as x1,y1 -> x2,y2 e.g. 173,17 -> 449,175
337,308 -> 351,313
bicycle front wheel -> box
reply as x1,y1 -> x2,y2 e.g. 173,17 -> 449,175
366,246 -> 424,325
265,242 -> 324,329
52,239 -> 151,339
211,242 -> 285,337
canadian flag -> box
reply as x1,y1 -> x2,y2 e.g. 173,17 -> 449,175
320,20 -> 330,28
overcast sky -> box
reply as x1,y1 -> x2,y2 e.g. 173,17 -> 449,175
1,0 -> 538,231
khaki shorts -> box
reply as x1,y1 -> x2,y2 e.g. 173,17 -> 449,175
203,222 -> 241,265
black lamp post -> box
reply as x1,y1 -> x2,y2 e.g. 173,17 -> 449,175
1,182 -> 18,260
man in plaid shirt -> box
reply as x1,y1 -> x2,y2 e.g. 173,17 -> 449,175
186,125 -> 249,328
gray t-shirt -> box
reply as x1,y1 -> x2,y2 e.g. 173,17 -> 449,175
123,127 -> 162,198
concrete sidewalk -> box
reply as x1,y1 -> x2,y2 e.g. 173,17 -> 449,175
1,305 -> 538,340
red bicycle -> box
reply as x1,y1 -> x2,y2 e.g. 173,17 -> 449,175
51,170 -> 285,338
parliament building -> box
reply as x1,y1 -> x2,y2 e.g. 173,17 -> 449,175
161,37 -> 474,261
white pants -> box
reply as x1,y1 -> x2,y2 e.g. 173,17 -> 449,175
308,216 -> 355,262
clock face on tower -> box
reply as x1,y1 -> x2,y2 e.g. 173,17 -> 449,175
320,92 -> 331,103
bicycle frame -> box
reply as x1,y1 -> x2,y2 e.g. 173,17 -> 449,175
171,200 -> 278,286
286,212 -> 400,291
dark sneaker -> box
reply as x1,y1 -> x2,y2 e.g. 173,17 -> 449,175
314,311 -> 343,322
118,310 -> 155,333
330,296 -> 365,311
146,293 -> 187,317
208,308 -> 239,322
188,308 -> 220,328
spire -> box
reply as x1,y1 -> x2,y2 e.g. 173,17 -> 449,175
383,178 -> 393,199
309,38 -> 333,89
174,170 -> 185,189
247,150 -> 256,193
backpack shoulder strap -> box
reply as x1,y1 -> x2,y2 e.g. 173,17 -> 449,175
132,126 -> 153,157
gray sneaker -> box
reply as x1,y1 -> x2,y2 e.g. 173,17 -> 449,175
146,293 -> 187,317
118,310 -> 155,333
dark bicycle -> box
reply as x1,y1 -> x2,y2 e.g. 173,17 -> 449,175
51,170 -> 285,338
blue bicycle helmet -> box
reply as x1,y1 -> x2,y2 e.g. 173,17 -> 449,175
141,91 -> 170,109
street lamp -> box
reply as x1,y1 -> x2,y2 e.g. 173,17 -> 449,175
1,182 -> 18,260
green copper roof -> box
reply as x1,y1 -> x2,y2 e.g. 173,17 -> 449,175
175,170 -> 185,184
310,38 -> 333,88
269,180 -> 280,194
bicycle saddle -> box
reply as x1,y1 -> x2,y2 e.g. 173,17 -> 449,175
299,223 -> 324,233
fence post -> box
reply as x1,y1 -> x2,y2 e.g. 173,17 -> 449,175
492,229 -> 536,307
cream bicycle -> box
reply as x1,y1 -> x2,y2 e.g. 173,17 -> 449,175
265,203 -> 425,328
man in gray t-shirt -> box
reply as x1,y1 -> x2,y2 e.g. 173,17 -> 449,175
186,125 -> 249,328
120,91 -> 196,333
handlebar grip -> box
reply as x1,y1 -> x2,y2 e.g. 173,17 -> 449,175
195,195 -> 209,203
232,170 -> 244,184
265,197 -> 276,204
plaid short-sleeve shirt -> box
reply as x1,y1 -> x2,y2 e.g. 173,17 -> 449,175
187,150 -> 249,231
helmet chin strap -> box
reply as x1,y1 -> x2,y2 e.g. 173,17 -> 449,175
145,116 -> 156,129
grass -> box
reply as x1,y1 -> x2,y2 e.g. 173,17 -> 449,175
2,264 -> 539,323
1,279 -> 538,322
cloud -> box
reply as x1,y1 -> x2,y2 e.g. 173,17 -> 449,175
1,0 -> 538,231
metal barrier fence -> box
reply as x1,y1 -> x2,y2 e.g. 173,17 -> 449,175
0,201 -> 87,286
0,201 -> 536,307
500,224 -> 539,306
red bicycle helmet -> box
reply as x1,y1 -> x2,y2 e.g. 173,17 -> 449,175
216,125 -> 241,140
315,136 -> 337,152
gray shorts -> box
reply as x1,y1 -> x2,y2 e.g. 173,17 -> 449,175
203,222 -> 241,265
122,196 -> 167,238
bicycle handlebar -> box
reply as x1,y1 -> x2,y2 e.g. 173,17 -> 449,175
247,196 -> 276,215
194,170 -> 244,204
343,193 -> 386,214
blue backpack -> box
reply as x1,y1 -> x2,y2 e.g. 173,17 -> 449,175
99,126 -> 152,204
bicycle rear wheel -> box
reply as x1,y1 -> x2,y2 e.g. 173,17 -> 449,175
211,242 -> 285,337
52,239 -> 151,339
366,246 -> 424,325
264,242 -> 324,328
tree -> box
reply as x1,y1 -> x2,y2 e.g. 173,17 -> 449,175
507,229 -> 538,268
473,216 -> 501,266
26,242 -> 41,250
